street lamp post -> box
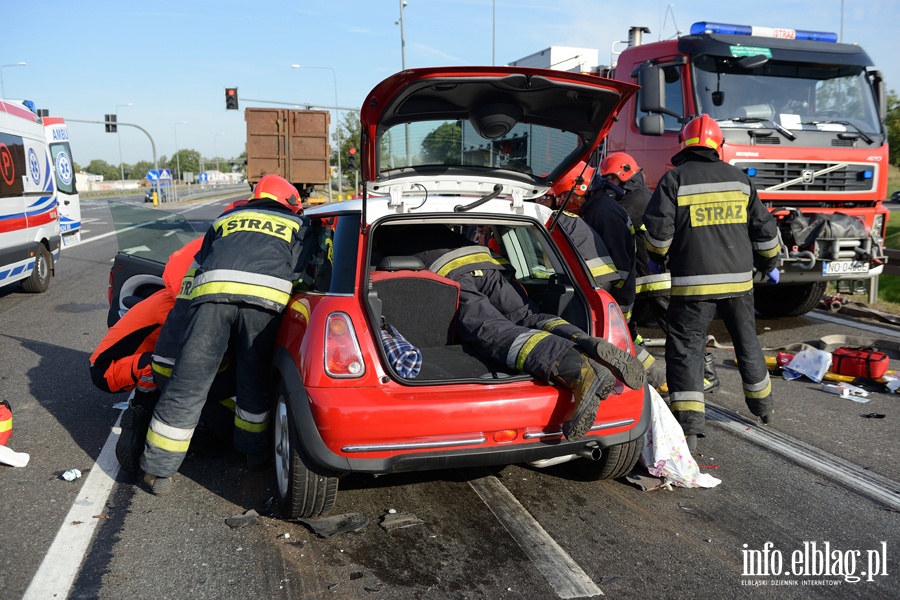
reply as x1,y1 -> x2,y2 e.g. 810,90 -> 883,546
115,103 -> 133,190
214,132 -> 225,178
396,1 -> 410,160
291,64 -> 342,199
0,62 -> 27,98
173,121 -> 187,201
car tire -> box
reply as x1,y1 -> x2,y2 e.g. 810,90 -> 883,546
21,245 -> 52,293
754,281 -> 826,317
274,386 -> 339,519
581,437 -> 644,480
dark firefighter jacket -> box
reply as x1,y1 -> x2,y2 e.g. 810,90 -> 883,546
617,172 -> 671,298
548,210 -> 621,289
580,188 -> 636,320
643,147 -> 780,300
190,199 -> 308,312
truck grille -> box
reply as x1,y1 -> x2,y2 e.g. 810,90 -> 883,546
732,161 -> 876,193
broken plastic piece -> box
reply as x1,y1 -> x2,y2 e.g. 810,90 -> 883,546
298,512 -> 368,538
379,512 -> 424,531
820,382 -> 870,402
225,509 -> 259,529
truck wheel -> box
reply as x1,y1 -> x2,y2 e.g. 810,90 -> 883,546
581,438 -> 644,480
273,387 -> 339,519
754,281 -> 826,317
21,245 -> 52,293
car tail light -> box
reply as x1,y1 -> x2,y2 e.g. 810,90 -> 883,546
324,312 -> 366,378
605,301 -> 634,355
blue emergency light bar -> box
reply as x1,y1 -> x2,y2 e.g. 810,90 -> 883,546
690,22 -> 838,43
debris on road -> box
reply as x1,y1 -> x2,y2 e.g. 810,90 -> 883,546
821,382 -> 870,401
862,413 -> 886,419
298,512 -> 368,538
277,532 -> 290,539
0,444 -> 30,468
225,509 -> 259,529
61,469 -> 82,481
379,512 -> 424,531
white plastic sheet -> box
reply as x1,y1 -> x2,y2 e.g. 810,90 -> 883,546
641,387 -> 721,488
782,348 -> 832,382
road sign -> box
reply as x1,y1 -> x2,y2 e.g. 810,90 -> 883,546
159,169 -> 172,180
146,170 -> 159,181
199,173 -> 209,182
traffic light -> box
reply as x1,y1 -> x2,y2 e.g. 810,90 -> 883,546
347,146 -> 358,170
225,87 -> 239,110
105,114 -> 117,133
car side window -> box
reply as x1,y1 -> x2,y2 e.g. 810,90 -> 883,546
296,215 -> 359,295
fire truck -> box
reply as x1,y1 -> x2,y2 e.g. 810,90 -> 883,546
598,22 -> 890,316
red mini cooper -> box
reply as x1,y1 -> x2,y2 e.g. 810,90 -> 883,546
271,66 -> 648,519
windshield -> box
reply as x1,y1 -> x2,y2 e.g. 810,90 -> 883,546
378,119 -> 580,179
693,55 -> 880,134
108,201 -> 200,264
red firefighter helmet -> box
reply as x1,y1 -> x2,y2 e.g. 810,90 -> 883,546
600,152 -> 640,182
250,174 -> 303,214
550,161 -> 595,200
680,114 -> 723,151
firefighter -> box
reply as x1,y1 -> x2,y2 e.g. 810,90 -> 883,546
381,225 -> 646,442
643,114 -> 780,450
140,175 -> 309,495
597,153 -> 669,388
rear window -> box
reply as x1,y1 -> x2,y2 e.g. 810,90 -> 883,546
297,214 -> 359,294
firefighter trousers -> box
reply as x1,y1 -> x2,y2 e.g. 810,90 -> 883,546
141,302 -> 281,478
666,292 -> 773,436
452,268 -> 577,381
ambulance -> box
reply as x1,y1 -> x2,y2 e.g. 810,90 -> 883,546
43,116 -> 81,247
0,99 -> 60,292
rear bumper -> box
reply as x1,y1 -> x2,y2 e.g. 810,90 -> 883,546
274,348 -> 650,475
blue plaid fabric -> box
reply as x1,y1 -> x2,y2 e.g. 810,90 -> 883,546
379,323 -> 422,378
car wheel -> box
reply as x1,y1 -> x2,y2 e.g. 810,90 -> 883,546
581,437 -> 644,480
274,386 -> 339,519
21,245 -> 52,293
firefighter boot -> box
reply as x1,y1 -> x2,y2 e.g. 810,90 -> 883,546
143,472 -> 174,496
552,349 -> 616,442
703,352 -> 720,393
574,337 -> 646,390
116,396 -> 155,473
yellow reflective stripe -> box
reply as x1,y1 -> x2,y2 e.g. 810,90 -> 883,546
541,318 -> 568,331
146,429 -> 191,453
152,363 -> 172,377
671,401 -> 706,413
636,280 -> 672,294
688,201 -> 747,227
0,418 -> 11,433
671,280 -> 753,296
435,253 -> 508,277
191,281 -> 291,306
621,309 -> 632,320
756,245 -> 781,258
234,416 -> 268,433
219,397 -> 237,411
289,299 -> 310,321
214,211 -> 301,243
590,263 -> 616,277
516,331 -> 551,372
683,137 -> 719,149
677,190 -> 747,206
743,380 -> 772,399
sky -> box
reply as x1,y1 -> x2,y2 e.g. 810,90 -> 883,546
2,0 -> 898,169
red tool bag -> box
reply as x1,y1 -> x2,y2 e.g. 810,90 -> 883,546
0,400 -> 11,445
831,347 -> 889,379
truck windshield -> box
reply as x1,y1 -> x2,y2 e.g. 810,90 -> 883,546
692,55 -> 880,135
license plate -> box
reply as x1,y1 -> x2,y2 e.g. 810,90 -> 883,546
62,231 -> 81,248
822,260 -> 869,275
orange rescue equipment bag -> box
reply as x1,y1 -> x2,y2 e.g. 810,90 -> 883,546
0,400 -> 11,445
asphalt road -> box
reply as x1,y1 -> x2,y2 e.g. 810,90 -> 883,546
1,197 -> 898,599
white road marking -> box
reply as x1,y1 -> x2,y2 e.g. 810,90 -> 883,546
466,469 -> 603,598
707,403 -> 900,510
22,416 -> 123,600
76,197 -> 228,246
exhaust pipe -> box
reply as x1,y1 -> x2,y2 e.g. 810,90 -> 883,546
578,445 -> 603,461
528,445 -> 603,468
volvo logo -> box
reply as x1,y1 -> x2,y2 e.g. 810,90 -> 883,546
801,169 -> 816,184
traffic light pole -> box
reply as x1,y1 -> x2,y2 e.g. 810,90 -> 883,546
68,118 -> 160,201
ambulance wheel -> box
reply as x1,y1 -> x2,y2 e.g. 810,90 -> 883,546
22,245 -> 52,293
754,281 -> 826,317
273,387 -> 339,519
581,438 -> 644,481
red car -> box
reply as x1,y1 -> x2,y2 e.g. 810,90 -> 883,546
271,66 -> 649,518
